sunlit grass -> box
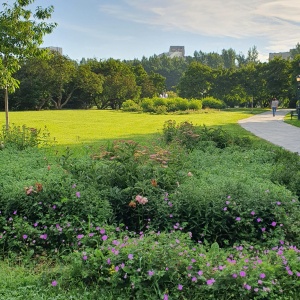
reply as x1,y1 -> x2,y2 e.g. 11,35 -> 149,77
0,109 -> 266,147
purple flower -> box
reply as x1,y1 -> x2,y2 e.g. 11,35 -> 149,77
72,184 -> 76,188
178,284 -> 183,290
223,207 -> 227,211
198,270 -> 203,276
260,273 -> 266,279
232,273 -> 237,278
40,234 -> 48,240
235,217 -> 241,221
271,221 -> 276,227
100,229 -> 106,234
148,270 -> 154,276
83,255 -> 88,261
13,210 -> 17,215
76,192 -> 80,198
102,235 -> 108,241
257,218 -> 262,222
261,228 -> 266,232
206,278 -> 215,285
51,280 -> 58,287
288,270 -> 293,275
22,234 -> 28,239
251,211 -> 255,215
163,294 -> 168,300
276,201 -> 281,205
128,254 -> 134,260
192,277 -> 197,282
240,271 -> 246,277
77,234 -> 84,239
244,284 -> 251,290
258,280 -> 263,285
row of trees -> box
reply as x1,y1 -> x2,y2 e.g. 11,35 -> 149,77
8,49 -> 300,110
10,54 -> 166,110
177,56 -> 300,108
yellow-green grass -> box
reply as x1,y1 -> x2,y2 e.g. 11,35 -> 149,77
284,116 -> 300,128
0,109 -> 267,151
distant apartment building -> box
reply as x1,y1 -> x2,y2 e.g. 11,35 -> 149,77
269,49 -> 294,61
159,46 -> 185,58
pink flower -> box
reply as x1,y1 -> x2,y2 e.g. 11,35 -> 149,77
260,273 -> 266,279
206,278 -> 215,285
271,221 -> 276,227
198,270 -> 203,276
240,271 -> 246,277
51,280 -> 58,286
178,284 -> 183,290
128,254 -> 133,260
251,211 -> 255,215
22,234 -> 28,239
257,218 -> 262,222
83,255 -> 88,261
102,235 -> 108,241
236,217 -> 241,221
40,234 -> 48,240
76,191 -> 81,198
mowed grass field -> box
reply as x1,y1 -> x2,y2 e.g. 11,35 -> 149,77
0,109 -> 265,147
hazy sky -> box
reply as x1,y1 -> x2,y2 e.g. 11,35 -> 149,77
6,0 -> 300,62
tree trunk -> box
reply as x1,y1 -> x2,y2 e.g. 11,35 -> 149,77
4,87 -> 9,130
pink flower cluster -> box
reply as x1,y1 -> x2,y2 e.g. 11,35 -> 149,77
135,195 -> 148,205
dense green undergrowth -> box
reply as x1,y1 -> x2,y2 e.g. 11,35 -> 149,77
0,120 -> 300,299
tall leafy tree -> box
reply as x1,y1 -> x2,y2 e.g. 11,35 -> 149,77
177,62 -> 214,98
91,59 -> 140,109
0,0 -> 56,128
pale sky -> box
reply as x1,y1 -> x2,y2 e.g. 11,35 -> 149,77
5,0 -> 300,62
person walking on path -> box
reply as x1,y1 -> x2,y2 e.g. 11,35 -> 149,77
271,97 -> 279,116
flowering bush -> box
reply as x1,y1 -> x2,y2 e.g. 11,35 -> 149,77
53,230 -> 300,299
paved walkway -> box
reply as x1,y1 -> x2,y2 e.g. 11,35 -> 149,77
238,109 -> 300,154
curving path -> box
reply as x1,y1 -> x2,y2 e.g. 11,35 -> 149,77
238,109 -> 300,154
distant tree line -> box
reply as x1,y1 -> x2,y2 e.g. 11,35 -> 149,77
4,43 -> 300,111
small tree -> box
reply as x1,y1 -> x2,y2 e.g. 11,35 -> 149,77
0,0 -> 56,128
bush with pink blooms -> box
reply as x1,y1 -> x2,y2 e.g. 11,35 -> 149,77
1,121 -> 300,299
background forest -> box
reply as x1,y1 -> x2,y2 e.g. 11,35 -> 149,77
4,44 -> 300,112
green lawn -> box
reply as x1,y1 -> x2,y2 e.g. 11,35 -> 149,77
0,109 -> 264,146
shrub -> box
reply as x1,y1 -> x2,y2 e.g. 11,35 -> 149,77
0,124 -> 52,150
202,97 -> 226,109
121,100 -> 142,112
153,97 -> 167,108
173,97 -> 189,111
167,147 -> 300,247
54,230 -> 300,299
188,99 -> 202,110
140,98 -> 155,112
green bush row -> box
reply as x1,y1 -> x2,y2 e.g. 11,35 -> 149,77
122,97 -> 202,113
